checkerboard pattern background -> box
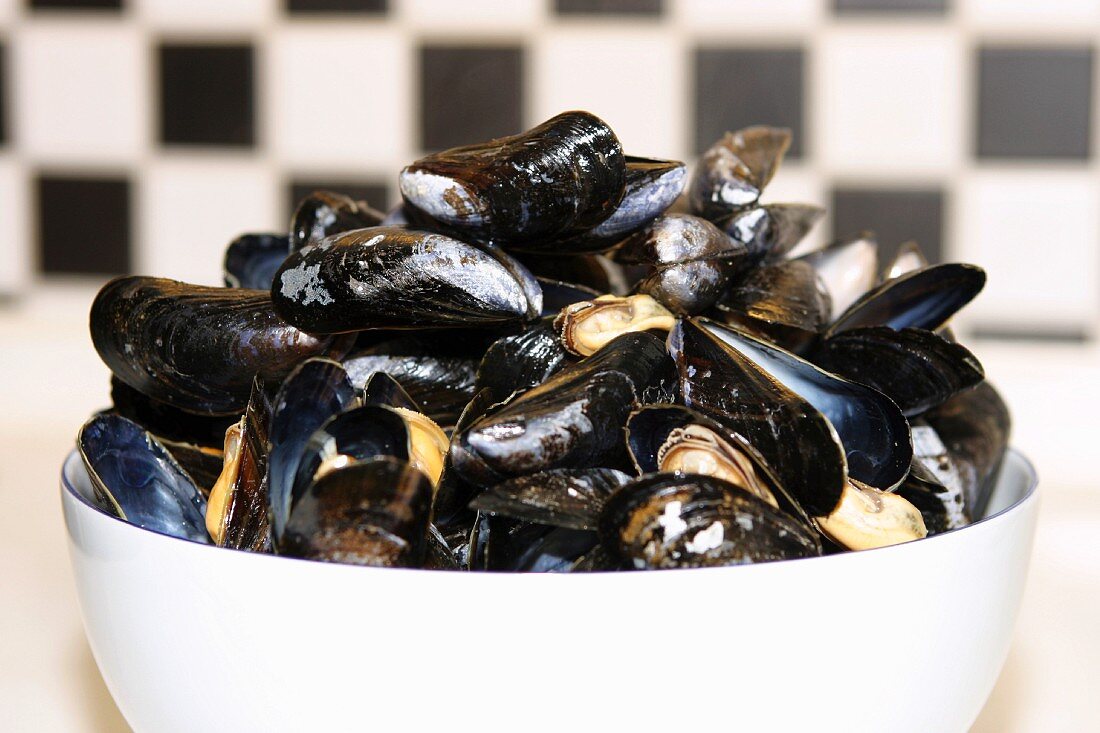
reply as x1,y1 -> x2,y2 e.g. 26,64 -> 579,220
1,0 -> 1098,342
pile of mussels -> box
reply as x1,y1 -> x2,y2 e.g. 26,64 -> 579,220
78,111 -> 1010,571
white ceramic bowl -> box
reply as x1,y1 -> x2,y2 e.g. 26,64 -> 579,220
62,449 -> 1038,733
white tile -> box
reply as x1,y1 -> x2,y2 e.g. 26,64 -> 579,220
818,29 -> 963,176
140,160 -> 279,287
674,0 -> 824,30
0,159 -> 29,294
0,0 -> 16,23
758,165 -> 828,255
532,30 -> 684,161
268,27 -> 411,170
14,22 -> 147,165
136,0 -> 275,29
955,171 -> 1099,332
398,0 -> 543,30
962,0 -> 1100,27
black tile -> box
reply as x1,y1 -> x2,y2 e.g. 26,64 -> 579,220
288,179 -> 390,219
830,187 -> 944,265
37,174 -> 131,276
555,0 -> 663,15
0,43 -> 6,146
833,0 -> 946,13
694,47 -> 805,158
977,46 -> 1093,159
419,45 -> 523,152
28,0 -> 122,9
284,0 -> 386,13
158,43 -> 254,147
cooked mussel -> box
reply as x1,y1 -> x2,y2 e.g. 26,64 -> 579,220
555,294 -> 675,357
281,457 -> 433,568
451,331 -> 676,487
224,233 -> 290,290
400,111 -> 626,246
688,126 -> 791,220
272,227 -> 543,333
291,190 -> 384,251
598,473 -> 820,569
91,276 -> 348,415
78,414 -> 210,543
815,479 -> 926,551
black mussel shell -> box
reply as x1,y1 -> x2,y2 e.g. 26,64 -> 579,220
451,331 -> 677,488
281,458 -> 433,568
669,319 -> 848,516
625,404 -> 812,526
433,389 -> 497,529
719,203 -> 824,262
688,126 -> 791,220
272,227 -> 542,333
224,233 -> 291,290
210,377 -> 272,552
468,515 -> 597,572
882,240 -> 929,282
110,377 -> 236,448
814,327 -> 984,417
537,277 -> 602,316
343,332 -> 485,426
598,473 -> 820,569
91,276 -> 349,415
910,422 -> 969,529
290,405 -> 411,511
826,263 -> 986,338
635,257 -> 735,317
925,381 -> 1010,520
78,414 -> 210,543
423,524 -> 461,570
513,252 -> 628,296
469,468 -> 631,531
613,214 -> 748,268
716,259 -> 832,348
291,190 -> 384,251
157,438 -> 223,497
896,460 -> 956,537
796,233 -> 878,320
360,372 -> 422,412
268,358 -> 358,544
399,111 -> 626,246
474,318 -> 574,405
508,527 -> 599,572
699,319 -> 913,492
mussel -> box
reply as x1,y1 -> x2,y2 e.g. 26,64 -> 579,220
272,227 -> 542,334
474,318 -> 574,404
715,259 -> 832,350
400,111 -> 626,246
291,190 -> 385,251
796,234 -> 878,320
718,202 -> 824,262
688,126 -> 791,221
224,233 -> 290,290
555,294 -> 675,357
91,276 -> 349,415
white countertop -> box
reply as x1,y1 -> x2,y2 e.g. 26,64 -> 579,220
1,286 -> 1097,732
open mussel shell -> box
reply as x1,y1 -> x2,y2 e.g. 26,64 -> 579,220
290,190 -> 384,251
925,381 -> 1010,520
78,414 -> 210,543
669,319 -> 848,517
513,252 -> 629,296
91,276 -> 348,415
206,377 -> 272,552
432,389 -> 497,529
688,126 -> 791,221
343,331 -> 485,426
598,473 -> 821,569
625,404 -> 812,526
156,438 -> 223,497
895,460 -> 957,537
290,405 -> 412,508
224,233 -> 290,290
537,277 -> 602,316
360,371 -> 421,412
813,327 -> 984,417
718,202 -> 824,262
715,259 -> 832,349
451,331 -> 677,488
110,377 -> 236,448
585,157 -> 686,241
268,358 -> 359,544
796,233 -> 878,320
698,319 -> 913,492
910,422 -> 969,529
468,515 -> 597,572
399,111 -> 626,246
281,457 -> 433,568
272,227 -> 543,334
475,318 -> 573,405
470,468 -> 631,531
825,263 -> 986,338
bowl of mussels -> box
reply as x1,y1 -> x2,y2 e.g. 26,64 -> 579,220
62,112 -> 1038,733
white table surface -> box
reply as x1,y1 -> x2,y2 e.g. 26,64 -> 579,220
1,284 -> 1097,732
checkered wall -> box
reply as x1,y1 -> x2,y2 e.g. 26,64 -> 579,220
0,0 -> 1098,341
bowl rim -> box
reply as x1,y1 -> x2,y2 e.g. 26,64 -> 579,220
61,447 -> 1038,577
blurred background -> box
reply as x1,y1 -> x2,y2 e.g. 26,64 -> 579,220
0,1 -> 1097,731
